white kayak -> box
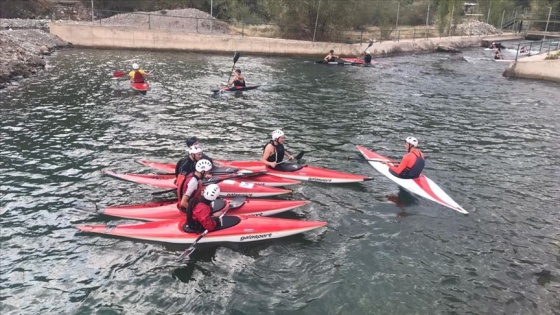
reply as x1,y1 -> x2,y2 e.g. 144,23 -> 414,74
356,145 -> 468,214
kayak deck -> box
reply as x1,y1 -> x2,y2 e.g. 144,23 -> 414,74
356,145 -> 468,214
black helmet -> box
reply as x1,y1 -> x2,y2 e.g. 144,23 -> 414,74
234,68 -> 241,73
186,136 -> 199,147
330,49 -> 334,53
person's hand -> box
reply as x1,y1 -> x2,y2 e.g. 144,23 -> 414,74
269,162 -> 276,168
205,173 -> 212,179
288,155 -> 294,161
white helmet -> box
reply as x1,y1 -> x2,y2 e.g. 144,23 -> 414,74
406,136 -> 418,147
203,184 -> 220,201
189,145 -> 203,155
272,129 -> 285,141
365,50 -> 371,54
196,159 -> 212,173
132,63 -> 139,70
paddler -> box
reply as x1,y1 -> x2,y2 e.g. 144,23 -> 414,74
229,68 -> 246,87
177,159 -> 212,212
494,49 -> 503,60
185,136 -> 213,164
175,145 -> 211,180
386,136 -> 425,179
324,49 -> 339,62
261,129 -> 294,170
363,50 -> 372,64
128,63 -> 151,83
185,184 -> 222,233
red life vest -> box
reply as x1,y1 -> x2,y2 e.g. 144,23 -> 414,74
176,173 -> 202,210
132,70 -> 145,83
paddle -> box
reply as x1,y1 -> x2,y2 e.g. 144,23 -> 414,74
276,151 -> 305,165
346,156 -> 398,165
113,71 -> 126,78
225,52 -> 241,87
177,195 -> 246,260
354,40 -> 374,62
204,170 -> 268,185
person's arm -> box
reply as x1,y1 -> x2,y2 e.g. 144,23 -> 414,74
175,158 -> 182,178
261,144 -> 276,168
180,178 -> 199,208
284,150 -> 293,161
194,204 -> 218,231
388,153 -> 413,175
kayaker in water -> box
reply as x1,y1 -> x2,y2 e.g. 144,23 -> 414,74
175,145 -> 209,180
229,68 -> 246,87
177,159 -> 212,212
128,63 -> 151,83
363,50 -> 372,64
261,129 -> 294,170
324,50 -> 339,62
185,136 -> 213,164
494,49 -> 503,60
387,136 -> 425,179
185,184 -> 222,233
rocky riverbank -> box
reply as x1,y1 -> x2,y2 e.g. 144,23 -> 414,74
0,19 -> 69,89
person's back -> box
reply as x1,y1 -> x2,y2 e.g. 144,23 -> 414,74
187,184 -> 222,233
364,51 -> 372,64
388,136 -> 425,179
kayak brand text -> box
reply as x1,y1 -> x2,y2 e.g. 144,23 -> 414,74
240,233 -> 273,241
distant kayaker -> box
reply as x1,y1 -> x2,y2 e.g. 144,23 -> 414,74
175,145 -> 209,180
261,129 -> 294,170
494,50 -> 503,60
363,50 -> 372,64
129,63 -> 151,83
324,50 -> 339,62
229,68 -> 246,87
185,136 -> 213,165
387,136 -> 425,179
185,184 -> 222,233
177,159 -> 212,212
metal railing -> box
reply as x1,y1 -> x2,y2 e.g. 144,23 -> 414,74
514,39 -> 560,60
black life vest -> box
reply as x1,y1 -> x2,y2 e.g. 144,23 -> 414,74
402,151 -> 425,179
263,140 -> 285,164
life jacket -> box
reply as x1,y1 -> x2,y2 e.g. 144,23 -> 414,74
186,197 -> 211,233
233,79 -> 246,87
263,140 -> 285,164
401,150 -> 425,179
176,173 -> 202,211
364,55 -> 372,63
175,156 -> 195,178
132,70 -> 145,83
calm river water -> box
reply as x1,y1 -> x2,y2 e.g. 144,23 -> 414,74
1,45 -> 559,315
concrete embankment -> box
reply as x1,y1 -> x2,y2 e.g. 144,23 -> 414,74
49,22 -> 482,57
503,51 -> 560,83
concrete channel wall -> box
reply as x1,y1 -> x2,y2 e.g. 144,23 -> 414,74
503,52 -> 560,83
49,22 -> 481,57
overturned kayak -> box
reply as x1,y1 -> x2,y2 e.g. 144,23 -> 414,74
131,81 -> 150,93
137,160 -> 372,184
134,160 -> 300,187
213,160 -> 373,183
211,85 -> 260,94
314,60 -> 358,65
100,197 -> 310,221
356,145 -> 468,214
102,169 -> 292,198
76,215 -> 326,244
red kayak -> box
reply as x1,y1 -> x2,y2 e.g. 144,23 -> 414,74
76,215 -> 327,244
101,198 -> 310,221
102,169 -> 292,198
137,159 -> 372,184
135,160 -> 300,187
130,81 -> 150,93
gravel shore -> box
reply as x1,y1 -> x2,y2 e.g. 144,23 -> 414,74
0,19 -> 70,89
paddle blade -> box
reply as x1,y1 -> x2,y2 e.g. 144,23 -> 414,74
228,196 -> 247,209
294,151 -> 305,160
177,246 -> 195,260
367,40 -> 374,48
113,71 -> 126,78
233,52 -> 240,63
